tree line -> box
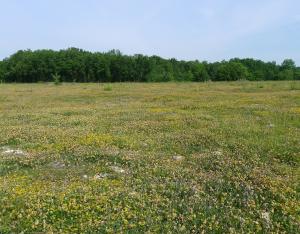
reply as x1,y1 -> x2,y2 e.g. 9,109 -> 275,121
0,48 -> 299,83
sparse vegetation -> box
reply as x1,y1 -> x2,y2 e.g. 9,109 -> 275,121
103,84 -> 112,91
290,80 -> 300,90
0,81 -> 299,233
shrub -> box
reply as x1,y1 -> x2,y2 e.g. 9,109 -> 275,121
52,73 -> 61,85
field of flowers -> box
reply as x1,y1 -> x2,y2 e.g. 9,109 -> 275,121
0,81 -> 299,233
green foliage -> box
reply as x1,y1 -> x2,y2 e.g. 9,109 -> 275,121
0,61 -> 5,83
191,62 -> 210,81
294,70 -> 300,80
278,69 -> 294,80
281,59 -> 296,70
0,49 -> 298,83
52,73 -> 61,85
146,65 -> 174,82
216,62 -> 250,81
278,59 -> 297,80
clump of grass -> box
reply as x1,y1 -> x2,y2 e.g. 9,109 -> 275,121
290,81 -> 300,90
103,84 -> 113,91
256,82 -> 264,89
52,73 -> 61,85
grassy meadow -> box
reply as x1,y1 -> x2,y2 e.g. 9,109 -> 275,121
0,81 -> 299,233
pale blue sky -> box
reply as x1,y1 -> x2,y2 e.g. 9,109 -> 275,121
0,0 -> 299,64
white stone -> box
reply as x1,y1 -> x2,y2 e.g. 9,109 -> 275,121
110,166 -> 125,174
268,123 -> 275,128
94,173 -> 109,180
1,147 -> 27,156
49,161 -> 65,169
172,155 -> 184,161
213,150 -> 223,156
261,211 -> 271,225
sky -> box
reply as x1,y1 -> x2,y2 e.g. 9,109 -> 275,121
0,0 -> 299,65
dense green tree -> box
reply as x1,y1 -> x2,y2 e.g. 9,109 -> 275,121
216,62 -> 249,81
279,59 -> 297,80
278,69 -> 294,80
0,61 -> 4,82
0,49 -> 298,83
295,69 -> 300,80
281,59 -> 296,70
190,62 -> 210,81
